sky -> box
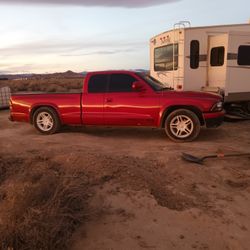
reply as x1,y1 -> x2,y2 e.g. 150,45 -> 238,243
0,0 -> 249,74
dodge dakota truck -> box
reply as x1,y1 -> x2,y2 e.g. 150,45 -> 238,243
9,70 -> 224,142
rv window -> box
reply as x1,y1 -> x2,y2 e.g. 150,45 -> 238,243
238,46 -> 250,65
190,40 -> 199,69
210,47 -> 225,66
154,44 -> 178,71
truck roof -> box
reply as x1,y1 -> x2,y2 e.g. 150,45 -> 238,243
87,70 -> 147,75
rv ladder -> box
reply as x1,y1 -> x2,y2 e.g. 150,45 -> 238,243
173,21 -> 191,90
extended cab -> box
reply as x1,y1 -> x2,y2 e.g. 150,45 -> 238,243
9,71 -> 224,142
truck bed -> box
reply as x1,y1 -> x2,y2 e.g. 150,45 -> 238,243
10,92 -> 82,125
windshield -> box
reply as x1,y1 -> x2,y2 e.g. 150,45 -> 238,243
136,73 -> 171,91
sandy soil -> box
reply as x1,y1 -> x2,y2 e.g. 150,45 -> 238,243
0,109 -> 250,250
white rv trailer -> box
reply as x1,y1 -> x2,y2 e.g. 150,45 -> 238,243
150,22 -> 250,115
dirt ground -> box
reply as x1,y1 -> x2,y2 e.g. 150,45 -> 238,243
0,109 -> 250,250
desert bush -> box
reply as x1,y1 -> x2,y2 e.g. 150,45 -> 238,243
0,78 -> 83,93
0,156 -> 88,250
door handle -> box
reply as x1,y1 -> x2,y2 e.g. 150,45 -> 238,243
105,98 -> 113,103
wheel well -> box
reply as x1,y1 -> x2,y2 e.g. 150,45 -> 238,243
30,105 -> 60,124
161,106 -> 205,127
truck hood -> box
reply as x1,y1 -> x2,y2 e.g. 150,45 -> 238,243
161,90 -> 222,101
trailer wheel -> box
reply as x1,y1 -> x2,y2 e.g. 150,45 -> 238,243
165,109 -> 201,142
33,107 -> 61,134
244,101 -> 250,114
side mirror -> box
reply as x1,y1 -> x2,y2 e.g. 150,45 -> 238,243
132,81 -> 145,92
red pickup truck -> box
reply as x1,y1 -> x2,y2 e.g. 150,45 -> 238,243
9,71 -> 224,142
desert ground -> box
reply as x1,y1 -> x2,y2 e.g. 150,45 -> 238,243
0,108 -> 250,250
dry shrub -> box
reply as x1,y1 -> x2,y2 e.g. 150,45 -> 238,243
0,156 -> 88,250
0,78 -> 83,93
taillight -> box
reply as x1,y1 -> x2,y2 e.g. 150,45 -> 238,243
9,98 -> 13,111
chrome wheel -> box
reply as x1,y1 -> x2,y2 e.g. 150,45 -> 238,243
36,112 -> 54,132
169,115 -> 194,138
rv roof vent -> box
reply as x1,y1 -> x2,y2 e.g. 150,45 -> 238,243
174,21 -> 191,29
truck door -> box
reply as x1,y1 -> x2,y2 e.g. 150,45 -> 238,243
104,73 -> 159,126
207,34 -> 228,89
81,74 -> 107,125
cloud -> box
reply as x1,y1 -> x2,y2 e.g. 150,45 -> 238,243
0,39 -> 144,57
61,48 -> 135,57
0,0 -> 179,8
0,63 -> 35,74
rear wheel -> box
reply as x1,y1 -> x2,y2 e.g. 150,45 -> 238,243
33,107 -> 61,134
165,109 -> 201,142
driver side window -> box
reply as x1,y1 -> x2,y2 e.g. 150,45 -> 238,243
108,74 -> 136,93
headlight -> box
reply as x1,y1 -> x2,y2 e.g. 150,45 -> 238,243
211,101 -> 223,112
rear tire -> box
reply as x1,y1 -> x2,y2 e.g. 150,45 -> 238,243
165,109 -> 201,142
33,107 -> 61,134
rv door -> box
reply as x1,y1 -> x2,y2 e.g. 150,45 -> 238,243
225,32 -> 250,102
207,34 -> 228,89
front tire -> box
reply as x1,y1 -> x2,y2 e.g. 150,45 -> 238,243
165,109 -> 201,142
33,107 -> 61,134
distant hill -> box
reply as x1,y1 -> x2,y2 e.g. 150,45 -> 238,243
0,74 -> 34,80
46,70 -> 86,79
0,69 -> 148,80
0,70 -> 86,80
0,77 -> 9,81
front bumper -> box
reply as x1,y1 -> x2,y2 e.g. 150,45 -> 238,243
203,111 -> 225,128
205,116 -> 224,128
